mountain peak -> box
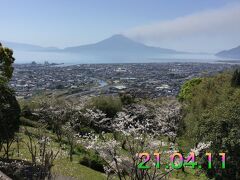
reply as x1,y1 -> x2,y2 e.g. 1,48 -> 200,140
98,34 -> 135,44
63,34 -> 179,54
111,34 -> 125,38
216,45 -> 240,59
109,34 -> 129,39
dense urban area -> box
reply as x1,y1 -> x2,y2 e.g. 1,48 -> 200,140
11,62 -> 234,98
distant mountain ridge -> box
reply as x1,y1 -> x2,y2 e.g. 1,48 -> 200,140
63,34 -> 179,54
1,41 -> 60,52
216,45 -> 240,59
1,35 -> 182,55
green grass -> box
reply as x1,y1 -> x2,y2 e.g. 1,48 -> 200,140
2,126 -> 106,180
169,168 -> 207,180
53,157 -> 106,180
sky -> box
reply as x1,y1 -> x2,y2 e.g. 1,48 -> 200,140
0,0 -> 240,53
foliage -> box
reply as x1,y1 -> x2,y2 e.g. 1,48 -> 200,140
0,43 -> 20,159
178,78 -> 202,101
22,126 -> 60,179
119,92 -> 135,105
63,122 -> 77,162
231,68 -> 240,87
34,98 -> 80,144
79,152 -> 106,173
89,95 -> 122,118
20,117 -> 41,128
80,101 -> 182,179
0,83 -> 20,158
0,125 -> 105,179
180,72 -> 240,179
19,93 -> 194,179
21,105 -> 35,120
0,43 -> 15,82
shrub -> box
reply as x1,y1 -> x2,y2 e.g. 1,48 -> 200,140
75,144 -> 88,154
89,95 -> 122,118
79,153 -> 105,173
231,69 -> 240,87
79,126 -> 94,135
20,117 -> 41,128
178,78 -> 202,101
119,92 -> 135,105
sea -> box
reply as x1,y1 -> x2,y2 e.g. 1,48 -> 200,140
14,50 -> 233,65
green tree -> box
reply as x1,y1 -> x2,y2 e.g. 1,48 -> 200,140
0,43 -> 20,158
231,69 -> 240,87
90,95 -> 122,118
0,43 -> 15,82
198,101 -> 240,179
178,78 -> 202,101
0,84 -> 21,158
179,72 -> 240,179
119,92 -> 135,105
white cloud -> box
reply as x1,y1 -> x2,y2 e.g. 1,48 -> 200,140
124,3 -> 240,53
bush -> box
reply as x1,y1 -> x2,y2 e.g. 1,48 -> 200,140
89,95 -> 122,118
231,69 -> 240,87
20,117 -> 41,128
20,105 -> 39,122
178,78 -> 202,102
119,92 -> 135,105
75,144 -> 88,154
79,153 -> 105,173
79,126 -> 94,135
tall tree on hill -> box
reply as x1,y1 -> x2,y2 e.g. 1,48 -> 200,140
0,42 -> 20,159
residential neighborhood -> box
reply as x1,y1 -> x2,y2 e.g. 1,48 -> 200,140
10,62 -> 233,98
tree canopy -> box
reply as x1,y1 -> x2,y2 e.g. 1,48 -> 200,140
0,43 -> 15,82
231,68 -> 240,87
179,72 -> 240,179
0,84 -> 20,143
178,78 -> 202,101
0,43 -> 20,148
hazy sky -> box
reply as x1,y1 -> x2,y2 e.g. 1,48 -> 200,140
0,0 -> 240,53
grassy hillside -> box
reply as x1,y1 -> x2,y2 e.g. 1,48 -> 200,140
2,125 -> 106,180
